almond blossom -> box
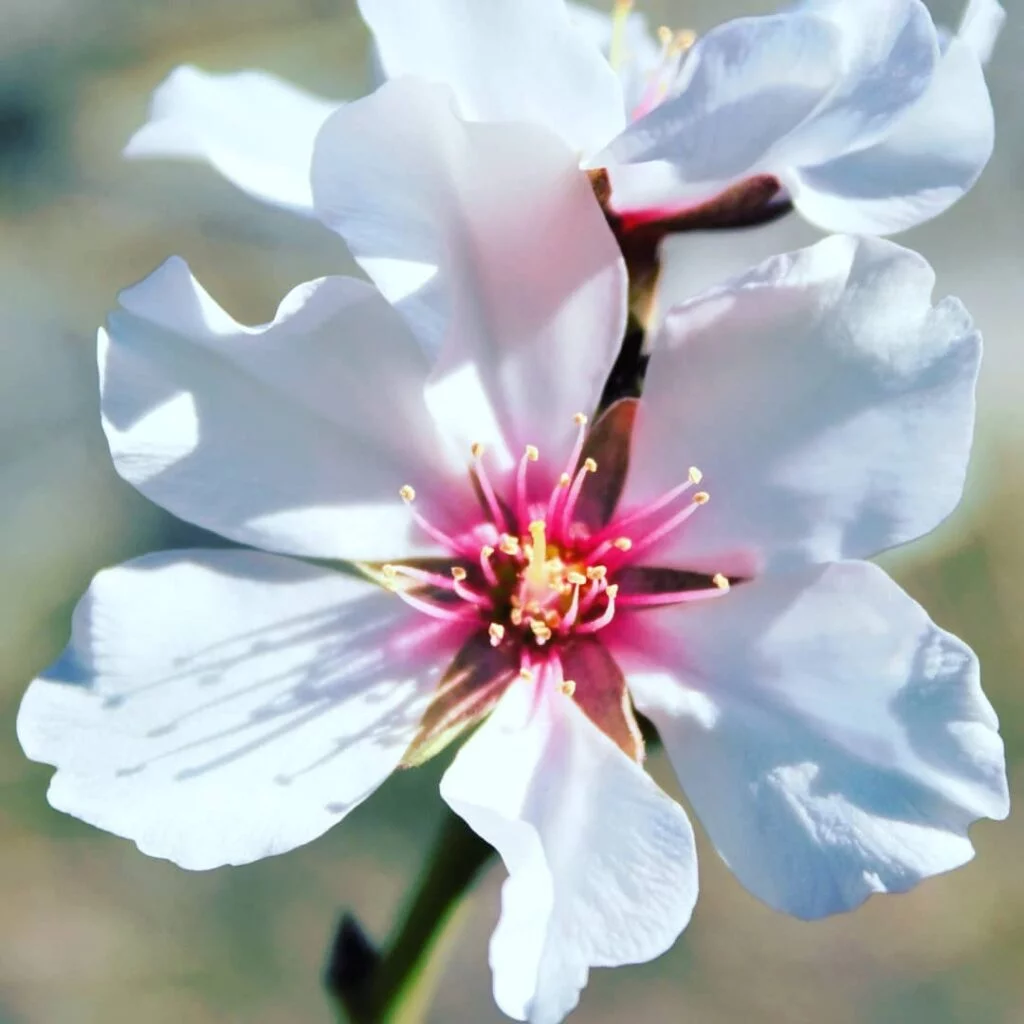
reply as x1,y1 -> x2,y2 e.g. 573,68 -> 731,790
128,0 -> 1004,235
18,81 -> 1007,1023
126,0 -> 1005,352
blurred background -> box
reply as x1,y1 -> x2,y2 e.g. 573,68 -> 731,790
0,0 -> 1021,1021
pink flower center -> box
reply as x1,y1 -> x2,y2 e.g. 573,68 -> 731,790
382,413 -> 729,688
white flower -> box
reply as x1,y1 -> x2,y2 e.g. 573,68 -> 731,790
128,0 -> 1004,238
20,81 -> 1007,1024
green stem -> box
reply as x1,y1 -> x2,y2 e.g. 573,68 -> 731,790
327,809 -> 493,1023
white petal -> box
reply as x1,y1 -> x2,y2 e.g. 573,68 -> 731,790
17,550 -> 454,870
624,235 -> 980,575
565,1 -> 662,114
312,79 -> 627,471
625,561 -> 1009,919
957,0 -> 1005,64
100,258 -> 460,561
605,10 -> 843,205
125,66 -> 338,215
441,680 -> 697,1024
605,1 -> 939,215
786,0 -> 937,163
357,0 -> 625,156
789,32 -> 994,233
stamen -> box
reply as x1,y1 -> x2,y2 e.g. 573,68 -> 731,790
529,619 -> 553,646
489,622 -> 506,647
546,413 -> 589,526
515,444 -> 539,525
384,563 -> 458,591
587,534 -> 633,563
499,534 -> 521,556
452,576 -> 492,609
451,566 -> 467,581
471,443 -> 508,531
578,575 -> 607,616
577,584 -> 619,634
713,573 -> 730,591
609,0 -> 634,71
388,587 -> 477,624
634,25 -> 697,119
558,458 -> 597,540
618,492 -> 710,562
519,667 -> 535,682
560,580 -> 583,631
479,545 -> 499,588
617,583 -> 731,608
560,678 -> 577,697
398,486 -> 464,551
588,466 -> 702,549
586,564 -> 607,581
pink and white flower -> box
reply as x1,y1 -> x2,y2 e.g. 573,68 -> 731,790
128,0 -> 1004,236
21,82 -> 1007,1024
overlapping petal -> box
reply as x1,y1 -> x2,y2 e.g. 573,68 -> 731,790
603,0 -> 997,233
441,679 -> 696,1024
791,22 -> 996,232
18,550 -> 461,869
312,79 -> 627,470
124,66 -> 338,215
624,561 -> 1008,918
100,258 -> 461,561
624,235 -> 980,575
357,0 -> 625,156
604,10 -> 843,208
789,0 -> 937,162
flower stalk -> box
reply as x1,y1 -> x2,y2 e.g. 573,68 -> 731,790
327,809 -> 494,1023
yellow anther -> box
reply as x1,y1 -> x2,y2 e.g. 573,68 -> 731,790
471,442 -> 485,458
606,584 -> 620,599
511,607 -> 524,625
488,623 -> 506,646
583,457 -> 598,473
713,573 -> 730,591
559,472 -> 571,487
613,537 -> 633,552
451,566 -> 468,581
382,564 -> 397,577
499,534 -> 520,555
525,445 -> 539,462
399,485 -> 416,503
560,678 -> 577,698
481,545 -> 494,559
587,565 -> 608,580
519,667 -> 535,682
567,571 -> 587,586
671,29 -> 697,54
657,24 -> 673,46
573,412 -> 588,426
694,491 -> 710,505
689,466 -> 703,485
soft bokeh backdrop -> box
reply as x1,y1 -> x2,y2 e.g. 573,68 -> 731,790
1,1 -> 1021,1021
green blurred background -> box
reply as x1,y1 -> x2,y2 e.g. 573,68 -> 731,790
0,1 -> 1021,1021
